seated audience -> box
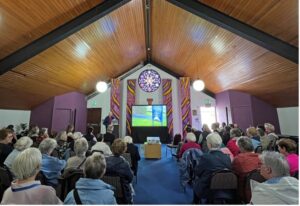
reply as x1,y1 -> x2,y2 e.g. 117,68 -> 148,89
1,148 -> 62,204
277,138 -> 299,176
65,138 -> 88,170
0,128 -> 14,166
103,125 -> 115,145
172,133 -> 182,146
55,131 -> 68,158
84,125 -> 97,142
106,138 -> 134,204
178,133 -> 201,158
39,138 -> 66,186
262,123 -> 278,150
226,128 -> 242,156
220,145 -> 234,162
91,135 -> 112,156
246,127 -> 261,150
64,153 -> 116,204
66,124 -> 75,135
193,133 -> 231,203
4,136 -> 33,171
28,125 -> 39,142
221,125 -> 231,146
250,151 -> 298,204
36,128 -> 49,146
232,136 -> 261,201
123,136 -> 140,176
198,124 -> 211,153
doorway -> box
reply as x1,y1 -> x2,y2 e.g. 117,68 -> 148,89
87,108 -> 102,135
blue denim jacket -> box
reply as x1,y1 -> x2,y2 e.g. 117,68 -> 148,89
64,178 -> 117,204
41,154 -> 66,186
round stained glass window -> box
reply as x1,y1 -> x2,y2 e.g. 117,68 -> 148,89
138,69 -> 161,92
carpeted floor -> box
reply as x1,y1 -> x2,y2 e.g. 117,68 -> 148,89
132,144 -> 193,204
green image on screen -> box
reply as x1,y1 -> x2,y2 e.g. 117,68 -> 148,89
132,105 -> 167,127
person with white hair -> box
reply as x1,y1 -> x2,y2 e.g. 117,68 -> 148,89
91,135 -> 113,156
4,136 -> 33,170
1,148 -> 62,204
64,153 -> 116,204
178,132 -> 200,158
193,133 -> 231,203
65,138 -> 89,170
123,136 -> 140,176
39,138 -> 66,186
261,123 -> 278,150
250,151 -> 298,204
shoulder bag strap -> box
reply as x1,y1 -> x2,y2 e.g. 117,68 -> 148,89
77,158 -> 87,169
73,188 -> 82,205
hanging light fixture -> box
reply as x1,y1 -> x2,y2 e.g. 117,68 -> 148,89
193,80 -> 205,91
96,81 -> 108,93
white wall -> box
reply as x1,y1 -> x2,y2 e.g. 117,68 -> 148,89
87,87 -> 111,133
277,107 -> 298,136
0,109 -> 31,132
87,63 -> 216,137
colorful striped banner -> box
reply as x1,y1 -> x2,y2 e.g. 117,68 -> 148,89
162,79 -> 173,138
110,79 -> 120,121
126,79 -> 136,135
179,77 -> 192,136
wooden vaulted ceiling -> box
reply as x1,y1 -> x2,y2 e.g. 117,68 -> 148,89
0,0 -> 298,110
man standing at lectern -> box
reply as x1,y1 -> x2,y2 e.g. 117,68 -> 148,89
103,112 -> 115,132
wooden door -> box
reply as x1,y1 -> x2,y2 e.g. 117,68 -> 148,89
87,108 -> 102,135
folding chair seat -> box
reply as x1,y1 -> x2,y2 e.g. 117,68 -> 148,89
244,169 -> 265,203
207,169 -> 238,204
101,175 -> 125,204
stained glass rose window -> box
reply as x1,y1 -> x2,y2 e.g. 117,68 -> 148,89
138,69 -> 161,92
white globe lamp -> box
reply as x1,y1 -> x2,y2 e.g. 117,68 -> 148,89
193,80 -> 205,91
96,81 -> 108,93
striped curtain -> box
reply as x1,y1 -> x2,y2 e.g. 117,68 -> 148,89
162,79 -> 173,138
110,79 -> 121,121
126,79 -> 136,135
179,77 -> 192,136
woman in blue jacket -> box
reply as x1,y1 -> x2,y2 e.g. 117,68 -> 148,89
64,153 -> 116,204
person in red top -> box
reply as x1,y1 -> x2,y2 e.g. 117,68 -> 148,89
232,136 -> 261,202
226,128 -> 242,157
178,132 -> 201,158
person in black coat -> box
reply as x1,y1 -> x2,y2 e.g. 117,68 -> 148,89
193,132 -> 231,203
105,138 -> 134,204
124,136 -> 140,176
103,125 -> 116,145
103,112 -> 115,132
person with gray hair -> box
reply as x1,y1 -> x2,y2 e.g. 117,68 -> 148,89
193,132 -> 231,203
226,128 -> 242,157
4,136 -> 33,171
1,148 -> 62,204
262,123 -> 278,150
178,132 -> 200,158
124,136 -> 140,176
64,153 -> 116,204
250,151 -> 298,204
65,138 -> 88,170
232,136 -> 260,202
39,138 -> 66,186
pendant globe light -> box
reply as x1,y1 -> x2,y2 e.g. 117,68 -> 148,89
96,81 -> 108,93
192,80 -> 205,91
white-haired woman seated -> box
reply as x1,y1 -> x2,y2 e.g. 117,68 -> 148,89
250,151 -> 298,204
65,138 -> 89,170
4,136 -> 33,171
178,132 -> 201,158
91,135 -> 112,156
1,148 -> 62,204
39,138 -> 66,186
123,136 -> 140,176
64,153 -> 116,204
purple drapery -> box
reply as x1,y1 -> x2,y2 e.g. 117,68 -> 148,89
126,79 -> 136,135
110,79 -> 121,121
162,79 -> 174,138
179,77 -> 192,136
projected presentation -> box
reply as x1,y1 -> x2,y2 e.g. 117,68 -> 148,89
132,105 -> 167,127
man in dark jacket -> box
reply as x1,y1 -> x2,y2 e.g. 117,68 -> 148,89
193,133 -> 231,203
103,125 -> 116,145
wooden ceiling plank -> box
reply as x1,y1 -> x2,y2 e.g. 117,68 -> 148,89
0,0 -> 131,75
167,0 -> 298,63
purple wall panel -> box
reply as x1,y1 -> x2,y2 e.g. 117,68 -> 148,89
251,96 -> 280,133
216,91 -> 231,124
52,92 -> 87,133
229,90 -> 252,107
30,98 -> 54,130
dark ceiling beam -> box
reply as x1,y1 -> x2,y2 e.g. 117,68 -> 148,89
0,0 -> 131,75
149,60 -> 215,98
167,0 -> 298,63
